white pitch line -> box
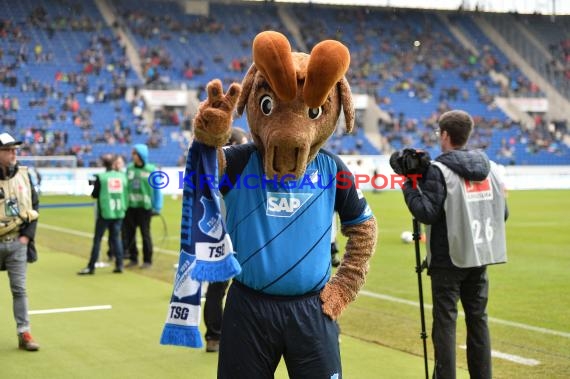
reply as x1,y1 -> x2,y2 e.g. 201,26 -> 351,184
487,316 -> 570,339
40,223 -> 93,238
359,290 -> 570,339
39,223 -> 179,257
360,291 -> 426,309
30,305 -> 112,315
459,345 -> 540,366
39,223 -> 570,339
154,247 -> 180,257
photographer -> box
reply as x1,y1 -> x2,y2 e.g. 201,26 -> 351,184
78,154 -> 127,275
0,133 -> 40,351
391,110 -> 508,379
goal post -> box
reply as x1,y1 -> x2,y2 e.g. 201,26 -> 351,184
18,155 -> 78,168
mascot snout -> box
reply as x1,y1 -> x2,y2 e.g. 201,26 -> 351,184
264,128 -> 312,180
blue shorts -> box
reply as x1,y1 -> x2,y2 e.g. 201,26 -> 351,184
218,281 -> 341,379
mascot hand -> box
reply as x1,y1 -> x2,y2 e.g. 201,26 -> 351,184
320,218 -> 377,320
193,79 -> 242,147
320,281 -> 352,320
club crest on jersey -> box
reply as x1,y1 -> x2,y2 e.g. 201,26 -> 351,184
266,192 -> 313,217
198,196 -> 223,239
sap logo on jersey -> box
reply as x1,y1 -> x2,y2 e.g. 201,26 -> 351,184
266,192 -> 313,217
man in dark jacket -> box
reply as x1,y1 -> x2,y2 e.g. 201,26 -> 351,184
392,110 -> 508,379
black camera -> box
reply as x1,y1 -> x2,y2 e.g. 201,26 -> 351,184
390,148 -> 431,176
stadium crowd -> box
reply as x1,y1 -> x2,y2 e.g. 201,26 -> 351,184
0,1 -> 568,167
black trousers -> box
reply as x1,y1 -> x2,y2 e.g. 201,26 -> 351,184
218,281 -> 341,379
429,266 -> 491,379
204,280 -> 230,341
123,207 -> 153,264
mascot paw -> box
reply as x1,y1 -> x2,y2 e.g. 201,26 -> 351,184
320,282 -> 351,320
193,79 -> 242,147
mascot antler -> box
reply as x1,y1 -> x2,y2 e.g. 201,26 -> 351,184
252,31 -> 350,108
304,40 -> 350,107
252,31 -> 297,102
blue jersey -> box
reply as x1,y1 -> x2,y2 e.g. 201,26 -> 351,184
222,144 -> 373,296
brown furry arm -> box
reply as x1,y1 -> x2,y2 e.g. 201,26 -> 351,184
320,216 -> 377,319
193,79 -> 241,147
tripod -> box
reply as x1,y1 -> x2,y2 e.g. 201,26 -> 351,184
413,218 -> 429,379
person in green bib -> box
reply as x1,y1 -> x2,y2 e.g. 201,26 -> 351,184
79,154 -> 128,275
123,144 -> 163,269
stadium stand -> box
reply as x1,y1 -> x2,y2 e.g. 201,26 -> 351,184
0,0 -> 568,166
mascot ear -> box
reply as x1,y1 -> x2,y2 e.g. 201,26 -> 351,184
237,64 -> 257,116
304,40 -> 350,108
252,31 -> 297,102
339,77 -> 355,134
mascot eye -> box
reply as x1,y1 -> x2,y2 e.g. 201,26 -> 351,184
260,95 -> 273,115
307,107 -> 323,120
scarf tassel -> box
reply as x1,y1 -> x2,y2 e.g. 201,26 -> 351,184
191,252 -> 241,282
160,324 -> 203,348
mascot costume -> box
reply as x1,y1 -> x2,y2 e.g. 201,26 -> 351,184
162,31 -> 377,379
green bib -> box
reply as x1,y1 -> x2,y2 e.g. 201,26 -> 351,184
98,171 -> 128,220
126,163 -> 156,210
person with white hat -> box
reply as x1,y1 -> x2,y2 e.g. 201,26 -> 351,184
0,132 -> 40,351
